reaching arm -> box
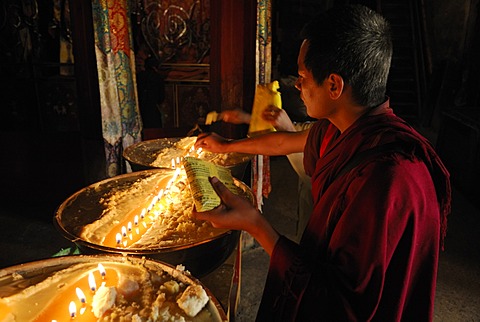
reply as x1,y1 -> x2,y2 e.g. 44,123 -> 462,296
218,106 -> 297,132
218,109 -> 252,124
262,106 -> 297,132
195,128 -> 310,155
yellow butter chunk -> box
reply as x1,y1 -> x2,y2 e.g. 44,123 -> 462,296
176,284 -> 209,317
205,111 -> 219,125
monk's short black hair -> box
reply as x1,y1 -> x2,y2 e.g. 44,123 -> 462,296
300,4 -> 393,107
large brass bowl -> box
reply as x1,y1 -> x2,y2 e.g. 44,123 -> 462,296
123,137 -> 252,179
0,255 -> 227,321
54,169 -> 254,277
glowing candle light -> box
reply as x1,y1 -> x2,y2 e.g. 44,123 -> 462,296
176,156 -> 180,164
197,147 -> 203,154
157,189 -> 164,199
98,263 -> 106,278
151,195 -> 159,207
28,266 -> 121,320
172,169 -> 179,183
147,203 -> 153,213
99,172 -> 177,248
171,158 -> 175,169
75,287 -> 86,303
69,301 -> 76,318
88,272 -> 96,292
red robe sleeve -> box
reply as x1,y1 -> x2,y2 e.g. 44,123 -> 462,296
256,156 -> 440,321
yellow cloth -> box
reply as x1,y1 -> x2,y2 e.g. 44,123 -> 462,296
248,81 -> 282,137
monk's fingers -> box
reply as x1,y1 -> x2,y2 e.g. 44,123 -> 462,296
262,106 -> 280,120
208,177 -> 237,204
193,203 -> 236,229
194,133 -> 211,148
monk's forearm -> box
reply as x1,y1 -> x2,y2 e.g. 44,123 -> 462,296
247,213 -> 280,256
223,131 -> 306,156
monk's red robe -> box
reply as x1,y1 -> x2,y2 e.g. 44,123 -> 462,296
256,100 -> 451,321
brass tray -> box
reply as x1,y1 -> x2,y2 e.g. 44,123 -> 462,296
54,169 -> 253,277
123,137 -> 252,179
0,255 -> 227,321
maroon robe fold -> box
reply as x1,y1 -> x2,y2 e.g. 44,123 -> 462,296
256,99 -> 451,321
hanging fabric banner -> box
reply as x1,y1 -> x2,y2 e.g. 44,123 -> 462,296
252,0 -> 272,209
91,0 -> 143,177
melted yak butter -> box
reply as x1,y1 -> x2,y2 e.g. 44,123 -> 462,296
0,302 -> 11,321
92,172 -> 177,248
102,189 -> 171,248
0,263 -> 126,322
34,267 -> 119,321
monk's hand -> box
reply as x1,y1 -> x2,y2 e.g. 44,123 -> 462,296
194,132 -> 230,153
262,106 -> 296,131
193,177 -> 260,232
218,109 -> 251,125
262,105 -> 281,121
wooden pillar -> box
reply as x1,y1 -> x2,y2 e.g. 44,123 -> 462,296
210,0 -> 257,138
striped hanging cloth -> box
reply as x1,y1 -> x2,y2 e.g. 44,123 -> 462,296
252,0 -> 273,209
91,0 -> 143,177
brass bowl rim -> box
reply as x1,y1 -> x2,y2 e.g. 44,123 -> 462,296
53,168 -> 253,254
0,254 -> 228,321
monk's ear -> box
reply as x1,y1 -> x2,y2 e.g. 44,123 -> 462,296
327,73 -> 344,100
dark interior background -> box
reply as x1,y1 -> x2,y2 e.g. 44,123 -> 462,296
0,0 -> 479,220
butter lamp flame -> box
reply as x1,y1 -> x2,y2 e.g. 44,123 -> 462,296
98,263 -> 106,278
69,301 -> 76,318
88,272 -> 96,292
173,168 -> 181,181
151,195 -> 159,207
115,233 -> 122,244
75,287 -> 86,303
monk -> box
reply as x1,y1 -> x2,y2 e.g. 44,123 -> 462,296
194,5 -> 451,321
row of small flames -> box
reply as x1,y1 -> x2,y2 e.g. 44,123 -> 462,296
114,146 -> 204,248
59,263 -> 107,319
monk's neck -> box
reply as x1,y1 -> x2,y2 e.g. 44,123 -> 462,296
328,104 -> 369,133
